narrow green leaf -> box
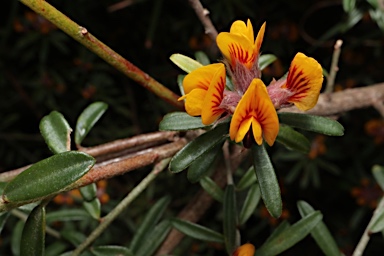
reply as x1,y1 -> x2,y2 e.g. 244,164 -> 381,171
45,241 -> 67,256
3,151 -> 95,203
80,183 -> 97,202
298,201 -> 341,256
12,221 -> 25,256
343,0 -> 356,13
265,220 -> 291,244
252,144 -> 282,218
278,113 -> 344,136
170,53 -> 203,73
256,211 -> 323,256
276,125 -> 311,153
236,166 -> 257,191
187,143 -> 222,183
91,245 -> 133,256
0,212 -> 10,235
159,112 -> 207,131
177,74 -> 186,96
39,111 -> 72,154
75,102 -> 108,145
20,205 -> 45,256
239,184 -> 261,225
169,123 -> 228,173
195,51 -> 210,65
130,196 -> 170,253
61,230 -> 86,246
372,165 -> 384,191
136,220 -> 172,256
172,218 -> 224,243
259,54 -> 277,70
199,176 -> 224,203
46,209 -> 90,223
83,198 -> 101,220
223,185 -> 238,254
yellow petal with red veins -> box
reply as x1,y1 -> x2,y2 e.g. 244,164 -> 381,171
229,19 -> 254,43
216,32 -> 255,69
254,22 -> 266,56
183,88 -> 206,116
232,243 -> 255,256
283,52 -> 324,111
201,64 -> 226,125
230,78 -> 279,146
183,63 -> 224,94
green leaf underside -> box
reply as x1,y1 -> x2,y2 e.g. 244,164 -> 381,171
372,165 -> 384,192
236,166 -> 257,191
83,199 -> 101,220
39,111 -> 72,154
223,185 -> 238,254
172,218 -> 224,243
187,142 -> 222,183
75,101 -> 108,145
256,211 -> 323,256
252,144 -> 282,218
129,196 -> 170,253
3,151 -> 95,203
80,183 -> 97,202
297,201 -> 341,256
169,123 -> 229,173
46,209 -> 90,223
20,205 -> 45,256
159,112 -> 208,131
259,54 -> 277,70
170,53 -> 203,73
199,176 -> 225,203
90,246 -> 133,256
277,125 -> 311,153
278,113 -> 344,136
239,183 -> 261,225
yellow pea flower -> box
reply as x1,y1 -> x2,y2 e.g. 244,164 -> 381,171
230,78 -> 279,147
232,243 -> 255,256
179,63 -> 226,125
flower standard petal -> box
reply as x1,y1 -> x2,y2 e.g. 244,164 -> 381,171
201,64 -> 226,125
283,52 -> 324,111
182,63 -> 225,94
230,79 -> 279,146
216,32 -> 255,69
229,19 -> 254,43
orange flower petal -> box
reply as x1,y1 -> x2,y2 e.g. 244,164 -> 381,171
183,63 -> 224,94
216,32 -> 255,69
230,78 -> 279,146
230,19 -> 254,43
254,22 -> 266,56
283,52 -> 323,111
183,88 -> 207,116
201,64 -> 226,125
232,243 -> 255,256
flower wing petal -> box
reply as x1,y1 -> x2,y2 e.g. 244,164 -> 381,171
230,79 -> 279,146
284,52 -> 323,111
201,64 -> 226,125
182,63 -> 224,94
183,88 -> 207,116
216,33 -> 255,69
254,22 -> 266,56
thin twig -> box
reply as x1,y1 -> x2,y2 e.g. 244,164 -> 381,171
71,158 -> 170,256
188,0 -> 218,41
352,196 -> 384,256
19,0 -> 183,109
325,39 -> 343,93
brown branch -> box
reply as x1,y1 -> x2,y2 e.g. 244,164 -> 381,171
188,0 -> 218,41
279,82 -> 384,116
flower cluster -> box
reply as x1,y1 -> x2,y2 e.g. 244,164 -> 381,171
179,19 -> 323,148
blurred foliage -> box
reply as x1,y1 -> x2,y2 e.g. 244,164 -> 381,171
1,0 -> 384,255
